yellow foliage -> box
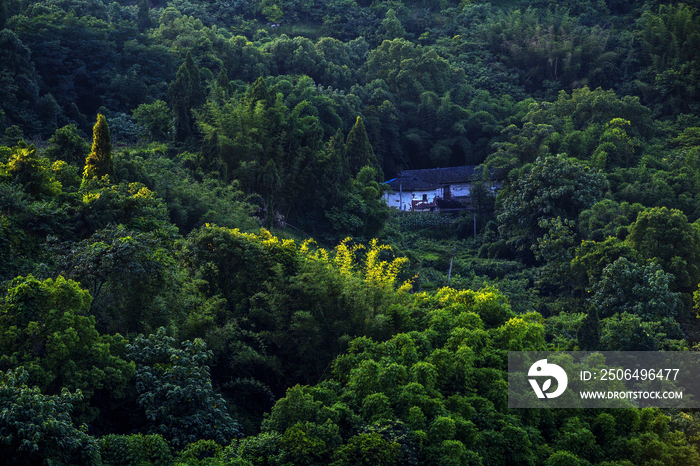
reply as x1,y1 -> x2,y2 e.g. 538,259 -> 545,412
299,237 -> 411,293
364,239 -> 409,290
300,238 -> 330,262
434,286 -> 511,312
333,237 -> 366,276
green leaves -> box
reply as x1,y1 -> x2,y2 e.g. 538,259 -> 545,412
598,312 -> 685,351
132,101 -> 173,142
0,30 -> 46,135
0,368 -> 101,466
3,2 -> 700,464
506,10 -> 611,89
169,51 -> 205,143
627,206 -> 700,292
45,124 -> 90,167
247,281 -> 700,465
255,287 -> 538,465
127,328 -> 240,448
592,118 -> 642,169
75,181 -> 171,236
0,275 -> 135,424
498,155 -> 608,261
331,432 -> 400,466
363,39 -> 463,99
279,419 -> 344,465
82,114 -> 114,185
49,224 -> 177,335
590,257 -> 680,321
379,9 -> 406,41
4,142 -> 61,198
346,116 -> 380,178
195,76 -> 331,231
100,434 -> 173,466
637,4 -> 700,115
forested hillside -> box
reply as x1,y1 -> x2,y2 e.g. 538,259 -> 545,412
3,0 -> 700,464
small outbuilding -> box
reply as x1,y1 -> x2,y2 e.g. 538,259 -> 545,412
384,166 -> 499,212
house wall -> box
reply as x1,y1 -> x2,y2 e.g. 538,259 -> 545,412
449,184 -> 470,198
384,183 -> 472,210
385,188 -> 441,210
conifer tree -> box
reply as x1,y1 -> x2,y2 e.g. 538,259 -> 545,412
168,51 -> 204,143
216,68 -> 230,95
261,158 -> 280,228
137,0 -> 152,32
0,0 -> 7,29
248,76 -> 275,108
346,116 -> 381,179
381,9 -> 406,40
82,114 -> 114,184
2,125 -> 24,147
199,130 -> 224,179
325,128 -> 350,204
314,128 -> 351,232
210,69 -> 231,104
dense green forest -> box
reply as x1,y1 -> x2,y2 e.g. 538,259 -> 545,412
3,0 -> 700,463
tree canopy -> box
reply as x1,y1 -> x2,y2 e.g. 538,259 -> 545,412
1,0 -> 700,463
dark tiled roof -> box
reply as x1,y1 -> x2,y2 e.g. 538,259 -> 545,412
385,178 -> 439,191
386,166 -> 483,191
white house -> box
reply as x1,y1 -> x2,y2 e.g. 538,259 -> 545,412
384,166 -> 498,212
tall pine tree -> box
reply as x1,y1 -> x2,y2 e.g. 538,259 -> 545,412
199,130 -> 225,179
380,9 -> 406,40
215,69 -> 230,97
261,158 -> 281,228
82,114 -> 114,185
0,30 -> 42,131
168,51 -> 204,143
324,128 -> 350,205
247,76 -> 276,109
137,0 -> 152,32
346,116 -> 381,179
0,0 -> 8,29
